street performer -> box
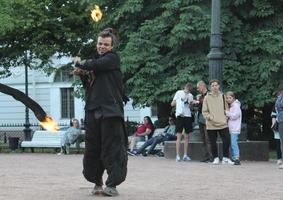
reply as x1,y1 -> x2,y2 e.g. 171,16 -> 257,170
72,28 -> 127,197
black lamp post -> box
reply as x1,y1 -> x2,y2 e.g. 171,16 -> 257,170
23,53 -> 31,141
207,0 -> 223,84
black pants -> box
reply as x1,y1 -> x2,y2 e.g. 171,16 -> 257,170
276,139 -> 282,160
83,111 -> 128,187
199,123 -> 212,159
207,128 -> 230,158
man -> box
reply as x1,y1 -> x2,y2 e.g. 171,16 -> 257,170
171,83 -> 194,162
73,28 -> 127,196
132,116 -> 176,156
196,81 -> 212,162
202,79 -> 234,165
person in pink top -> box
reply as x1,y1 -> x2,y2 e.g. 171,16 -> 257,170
128,116 -> 154,154
225,91 -> 242,165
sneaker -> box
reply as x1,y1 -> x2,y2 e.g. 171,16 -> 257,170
183,155 -> 191,161
279,164 -> 283,169
176,155 -> 181,162
222,157 -> 235,165
91,185 -> 103,195
212,157 -> 220,165
234,159 -> 241,165
103,187 -> 119,197
127,150 -> 137,156
277,159 -> 282,165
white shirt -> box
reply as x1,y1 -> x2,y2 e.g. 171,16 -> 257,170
173,90 -> 193,117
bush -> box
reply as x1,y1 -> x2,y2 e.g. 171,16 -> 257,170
124,121 -> 139,136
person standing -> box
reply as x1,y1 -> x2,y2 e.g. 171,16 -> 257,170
72,28 -> 127,196
196,81 -> 212,162
202,79 -> 234,165
271,105 -> 282,165
275,89 -> 283,169
171,83 -> 194,162
225,91 -> 242,165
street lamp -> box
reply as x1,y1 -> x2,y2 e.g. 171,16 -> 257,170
23,53 -> 31,141
207,0 -> 223,84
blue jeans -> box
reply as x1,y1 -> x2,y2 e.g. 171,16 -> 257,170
230,133 -> 240,159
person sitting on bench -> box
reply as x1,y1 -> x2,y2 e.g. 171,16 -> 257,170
130,117 -> 176,156
58,118 -> 81,155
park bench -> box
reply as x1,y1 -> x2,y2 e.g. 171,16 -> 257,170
21,130 -> 85,153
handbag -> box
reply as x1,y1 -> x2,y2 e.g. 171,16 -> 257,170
271,121 -> 279,132
198,112 -> 206,125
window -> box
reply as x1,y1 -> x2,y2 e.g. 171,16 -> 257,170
151,105 -> 158,117
54,68 -> 74,82
61,88 -> 74,119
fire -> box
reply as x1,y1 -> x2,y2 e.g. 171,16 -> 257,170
91,5 -> 102,22
39,116 -> 59,132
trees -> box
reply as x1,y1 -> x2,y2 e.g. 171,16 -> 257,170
116,0 -> 283,111
1,0 -> 283,114
0,0 -> 97,75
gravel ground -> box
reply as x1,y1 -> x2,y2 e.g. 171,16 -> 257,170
0,153 -> 282,200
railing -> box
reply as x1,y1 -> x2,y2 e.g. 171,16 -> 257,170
0,123 -> 69,143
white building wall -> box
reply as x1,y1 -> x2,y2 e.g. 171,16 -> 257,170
0,67 -> 154,125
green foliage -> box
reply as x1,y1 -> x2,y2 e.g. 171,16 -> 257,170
1,0 -> 283,111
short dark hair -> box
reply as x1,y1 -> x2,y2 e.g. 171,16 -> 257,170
98,28 -> 117,47
209,79 -> 220,85
184,82 -> 192,92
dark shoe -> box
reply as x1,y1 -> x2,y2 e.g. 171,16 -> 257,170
200,157 -> 211,163
142,152 -> 148,157
127,150 -> 137,156
91,185 -> 103,195
103,187 -> 119,197
234,159 -> 241,165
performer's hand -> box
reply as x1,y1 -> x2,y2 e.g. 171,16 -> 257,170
72,67 -> 83,75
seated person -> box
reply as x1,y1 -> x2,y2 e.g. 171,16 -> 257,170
58,118 -> 81,155
130,116 -> 176,156
128,116 -> 154,154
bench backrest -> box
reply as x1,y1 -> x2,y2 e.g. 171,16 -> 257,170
31,131 -> 65,142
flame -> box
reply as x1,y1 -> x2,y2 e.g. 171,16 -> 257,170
91,5 -> 102,22
39,116 -> 59,132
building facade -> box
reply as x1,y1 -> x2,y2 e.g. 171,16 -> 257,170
0,67 -> 156,125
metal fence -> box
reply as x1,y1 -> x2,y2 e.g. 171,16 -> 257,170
0,123 -> 69,143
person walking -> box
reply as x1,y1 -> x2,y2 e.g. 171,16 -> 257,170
171,83 -> 194,162
73,28 -> 128,196
202,79 -> 234,165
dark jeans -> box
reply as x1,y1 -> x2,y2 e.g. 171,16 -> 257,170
136,134 -> 177,154
275,139 -> 282,160
199,123 -> 212,159
83,110 -> 128,187
75,134 -> 85,152
207,128 -> 230,158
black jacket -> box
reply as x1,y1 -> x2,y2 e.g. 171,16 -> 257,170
77,51 -> 124,118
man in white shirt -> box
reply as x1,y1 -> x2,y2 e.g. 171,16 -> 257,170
171,83 -> 194,162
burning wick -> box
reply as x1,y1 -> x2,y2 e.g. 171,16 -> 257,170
91,5 -> 102,22
39,116 -> 59,132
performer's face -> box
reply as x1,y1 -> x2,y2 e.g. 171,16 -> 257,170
96,36 -> 113,55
